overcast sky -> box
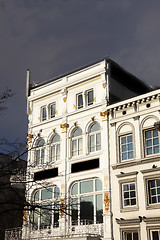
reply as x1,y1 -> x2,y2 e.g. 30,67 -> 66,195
1,0 -> 160,151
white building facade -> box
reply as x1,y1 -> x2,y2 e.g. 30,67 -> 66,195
22,59 -> 151,240
109,89 -> 160,240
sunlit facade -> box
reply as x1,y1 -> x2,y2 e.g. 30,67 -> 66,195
22,58 -> 151,240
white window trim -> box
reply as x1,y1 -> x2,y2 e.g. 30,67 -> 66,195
143,127 -> 160,158
119,177 -> 138,212
49,102 -> 56,119
41,106 -> 47,121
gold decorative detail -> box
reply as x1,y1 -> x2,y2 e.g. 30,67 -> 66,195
52,128 -> 56,133
38,133 -> 41,137
94,97 -> 96,102
23,206 -> 27,222
63,97 -> 67,102
26,144 -> 29,149
104,192 -> 110,211
27,134 -> 33,141
60,123 -> 69,132
74,122 -> 77,126
29,109 -> 32,114
91,116 -> 95,121
33,91 -> 60,103
100,110 -> 109,119
60,199 -> 65,217
102,82 -> 106,88
38,116 -> 40,121
55,110 -> 58,115
73,104 -> 76,109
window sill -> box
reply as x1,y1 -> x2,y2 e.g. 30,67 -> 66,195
120,206 -> 139,213
146,203 -> 160,210
112,154 -> 160,170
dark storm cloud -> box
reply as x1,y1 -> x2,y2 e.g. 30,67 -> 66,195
0,0 -> 160,145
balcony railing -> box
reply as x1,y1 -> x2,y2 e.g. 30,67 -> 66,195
5,227 -> 22,240
5,222 -> 103,240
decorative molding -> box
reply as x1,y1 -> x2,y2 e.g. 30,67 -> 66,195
133,116 -> 140,121
112,155 -> 160,170
55,110 -> 58,115
29,109 -> 32,114
94,97 -> 96,102
52,128 -> 56,133
73,122 -> 77,126
60,123 -> 69,132
73,104 -> 76,109
38,116 -> 40,121
141,167 -> 160,174
143,217 -> 160,224
116,171 -> 138,178
67,76 -> 101,90
116,218 -> 141,226
104,192 -> 110,211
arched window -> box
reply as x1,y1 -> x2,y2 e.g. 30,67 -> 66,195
33,186 -> 60,230
89,123 -> 101,152
50,134 -> 60,162
71,178 -> 103,225
71,128 -> 83,157
118,124 -> 134,162
35,139 -> 45,166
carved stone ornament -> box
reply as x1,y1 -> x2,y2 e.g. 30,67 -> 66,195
60,123 -> 69,132
63,97 -> 67,102
100,110 -> 109,119
52,128 -> 56,133
104,192 -> 110,211
102,82 -> 106,88
91,116 -> 95,121
74,122 -> 77,126
27,134 -> 33,141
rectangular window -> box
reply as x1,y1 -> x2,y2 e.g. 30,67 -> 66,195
122,231 -> 139,240
41,106 -> 47,121
150,230 -> 160,240
122,182 -> 136,207
50,103 -> 56,118
86,89 -> 94,106
145,129 -> 160,156
148,179 -> 160,204
120,134 -> 134,161
77,93 -> 83,109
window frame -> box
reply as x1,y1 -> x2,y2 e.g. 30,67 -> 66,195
121,229 -> 139,240
149,229 -> 160,240
49,102 -> 56,119
119,177 -> 138,212
146,177 -> 160,207
35,139 -> 45,166
71,127 -> 83,157
144,128 -> 160,157
89,122 -> 101,153
50,134 -> 61,163
70,178 -> 103,226
77,93 -> 83,109
41,106 -> 47,121
119,133 -> 134,162
86,89 -> 94,106
32,186 -> 60,230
